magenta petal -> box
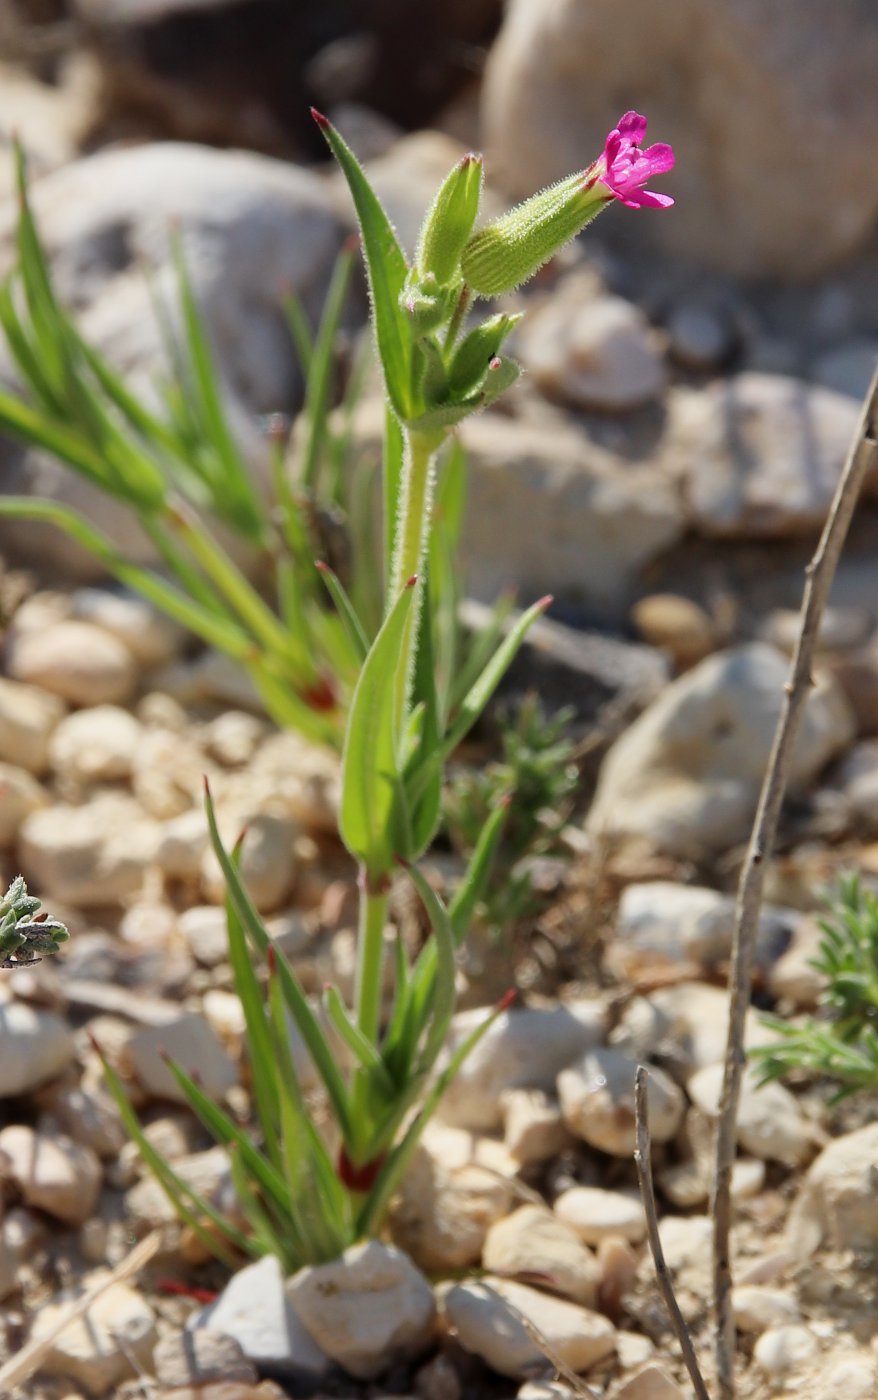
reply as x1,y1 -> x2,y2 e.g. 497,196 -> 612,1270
616,111 -> 647,145
603,128 -> 623,164
627,189 -> 675,209
640,142 -> 675,174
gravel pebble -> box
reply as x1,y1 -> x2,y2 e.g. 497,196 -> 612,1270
753,1323 -> 818,1376
0,676 -> 65,774
553,1186 -> 646,1245
191,1255 -> 329,1384
28,1278 -> 157,1394
0,1124 -> 102,1225
6,620 -> 138,706
287,1240 -> 436,1379
444,1276 -> 616,1379
49,704 -> 142,784
482,1204 -> 600,1306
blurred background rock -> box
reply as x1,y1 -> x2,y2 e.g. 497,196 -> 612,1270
3,0 -> 878,624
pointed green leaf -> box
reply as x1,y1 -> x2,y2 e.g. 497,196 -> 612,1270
314,112 -> 412,420
315,561 -> 369,662
443,595 -> 551,756
357,995 -> 509,1237
448,797 -> 509,944
400,863 -> 456,1075
339,576 -> 417,877
203,783 -> 353,1139
98,1051 -> 249,1268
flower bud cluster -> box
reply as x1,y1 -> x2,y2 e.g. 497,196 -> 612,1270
316,107 -> 673,435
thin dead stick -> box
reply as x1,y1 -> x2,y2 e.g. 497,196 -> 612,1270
634,1066 -> 711,1400
711,361 -> 878,1400
0,1229 -> 162,1394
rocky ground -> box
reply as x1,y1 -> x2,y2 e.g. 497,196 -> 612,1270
3,2 -> 878,1399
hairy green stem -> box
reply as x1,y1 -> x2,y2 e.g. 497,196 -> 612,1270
390,426 -> 443,725
444,284 -> 472,352
355,879 -> 390,1048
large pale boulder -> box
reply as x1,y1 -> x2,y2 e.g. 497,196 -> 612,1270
667,375 -> 862,538
786,1123 -> 878,1255
482,0 -> 878,278
587,644 -> 854,859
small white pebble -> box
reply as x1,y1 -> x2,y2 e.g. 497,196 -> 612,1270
754,1324 -> 818,1376
732,1285 -> 800,1334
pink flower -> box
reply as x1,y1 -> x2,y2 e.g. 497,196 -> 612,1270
590,111 -> 675,210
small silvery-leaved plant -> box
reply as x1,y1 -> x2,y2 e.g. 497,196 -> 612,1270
99,110 -> 676,1271
752,875 -> 878,1099
0,875 -> 69,969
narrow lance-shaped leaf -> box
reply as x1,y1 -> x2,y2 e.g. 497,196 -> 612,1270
203,781 -> 353,1139
266,955 -> 350,1261
313,111 -> 413,421
224,841 -> 282,1176
399,861 -> 457,1075
339,575 -> 417,879
295,237 -> 357,492
315,560 -> 369,662
97,1045 -> 250,1269
357,990 -> 515,1237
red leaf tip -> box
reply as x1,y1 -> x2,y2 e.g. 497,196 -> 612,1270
202,774 -> 211,796
393,854 -> 410,869
311,107 -> 329,128
499,792 -> 514,810
405,574 -> 418,589
314,559 -> 329,573
536,594 -> 553,611
267,945 -> 278,975
497,988 -> 517,1012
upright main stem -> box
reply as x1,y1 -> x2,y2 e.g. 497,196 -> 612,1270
390,425 -> 442,724
355,881 -> 390,1048
391,427 -> 441,594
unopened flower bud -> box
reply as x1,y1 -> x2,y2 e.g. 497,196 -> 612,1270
448,312 -> 522,395
480,354 -> 520,405
399,272 -> 458,333
460,172 -> 605,297
461,111 -> 674,297
416,153 -> 483,286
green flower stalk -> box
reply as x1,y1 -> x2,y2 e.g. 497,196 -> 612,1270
96,106 -> 675,1276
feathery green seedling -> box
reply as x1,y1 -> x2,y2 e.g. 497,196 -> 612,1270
751,874 -> 878,1098
94,108 -> 676,1265
445,695 -> 579,941
0,875 -> 68,969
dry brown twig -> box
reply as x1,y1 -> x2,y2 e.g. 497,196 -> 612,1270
634,1066 -> 711,1400
0,1229 -> 162,1395
711,361 -> 878,1400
